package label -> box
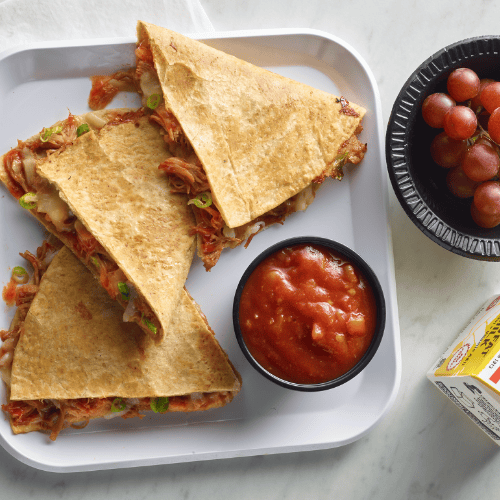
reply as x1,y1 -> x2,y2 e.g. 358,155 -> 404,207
428,295 -> 500,444
433,378 -> 500,442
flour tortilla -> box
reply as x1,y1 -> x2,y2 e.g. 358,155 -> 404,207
137,21 -> 367,229
0,111 -> 197,341
7,246 -> 240,434
0,109 -> 125,192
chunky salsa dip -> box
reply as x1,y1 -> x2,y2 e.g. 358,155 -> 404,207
238,243 -> 378,384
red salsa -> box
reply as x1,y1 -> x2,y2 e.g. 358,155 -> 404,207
238,244 -> 378,384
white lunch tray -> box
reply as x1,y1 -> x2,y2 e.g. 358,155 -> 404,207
0,28 -> 401,472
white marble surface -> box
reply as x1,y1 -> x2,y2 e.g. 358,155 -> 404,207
2,0 -> 500,498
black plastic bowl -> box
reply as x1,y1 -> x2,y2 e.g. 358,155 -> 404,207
232,237 -> 386,391
386,36 -> 500,260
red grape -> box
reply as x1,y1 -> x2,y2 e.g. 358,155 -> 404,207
471,78 -> 495,112
488,107 -> 500,143
443,106 -> 477,140
461,142 -> 500,182
475,136 -> 498,150
430,132 -> 468,168
480,81 -> 500,114
420,68 -> 500,230
473,181 -> 500,216
471,202 -> 500,228
422,93 -> 456,128
446,165 -> 479,198
447,68 -> 480,102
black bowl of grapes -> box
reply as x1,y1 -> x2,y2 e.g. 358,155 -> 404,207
386,36 -> 500,261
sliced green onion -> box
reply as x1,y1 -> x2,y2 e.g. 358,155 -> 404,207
187,191 -> 212,209
39,128 -> 52,142
12,266 -> 29,284
331,152 -> 349,181
150,397 -> 169,413
12,266 -> 27,277
39,125 -> 63,143
141,314 -> 158,334
334,152 -> 349,166
146,94 -> 161,110
118,282 -> 130,301
111,397 -> 126,412
90,256 -> 100,269
19,192 -> 37,209
77,123 -> 90,137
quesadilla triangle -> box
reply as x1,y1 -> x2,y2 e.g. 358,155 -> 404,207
0,109 -> 196,341
88,21 -> 367,270
1,245 -> 241,441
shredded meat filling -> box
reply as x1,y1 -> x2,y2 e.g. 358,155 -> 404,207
158,156 -> 321,270
313,129 -> 367,184
88,69 -> 138,110
3,115 -> 78,198
159,157 -> 210,195
0,241 -> 58,385
2,392 -> 234,441
158,157 -> 242,269
150,106 -> 188,148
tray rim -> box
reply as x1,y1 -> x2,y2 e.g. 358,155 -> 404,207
0,27 -> 402,473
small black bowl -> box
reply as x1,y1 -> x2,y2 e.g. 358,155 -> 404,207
386,36 -> 500,260
232,237 -> 386,391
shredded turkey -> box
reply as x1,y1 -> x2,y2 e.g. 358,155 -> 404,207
159,157 -> 210,196
150,106 -> 188,147
158,156 -> 321,270
2,392 -> 234,441
313,128 -> 367,184
87,69 -> 138,110
0,240 -> 59,385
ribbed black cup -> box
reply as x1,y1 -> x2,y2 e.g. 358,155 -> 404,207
386,36 -> 500,260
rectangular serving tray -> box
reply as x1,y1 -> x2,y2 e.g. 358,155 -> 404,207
0,28 -> 401,472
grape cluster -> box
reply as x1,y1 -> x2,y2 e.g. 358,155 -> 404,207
423,67 -> 500,228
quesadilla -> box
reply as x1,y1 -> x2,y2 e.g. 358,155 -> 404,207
88,22 -> 367,270
1,243 -> 241,441
0,109 -> 196,341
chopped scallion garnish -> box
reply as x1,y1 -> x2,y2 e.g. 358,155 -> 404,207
12,266 -> 27,277
187,191 -> 212,209
12,266 -> 29,284
141,314 -> 158,334
39,128 -> 52,142
118,282 -> 130,301
90,256 -> 100,269
111,397 -> 126,412
334,152 -> 349,166
150,397 -> 169,413
77,123 -> 90,137
19,192 -> 37,209
331,152 -> 349,180
146,94 -> 161,110
39,125 -> 63,142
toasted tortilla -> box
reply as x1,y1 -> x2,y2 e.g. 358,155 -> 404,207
6,246 -> 240,435
0,109 -> 124,194
0,111 -> 196,341
137,21 -> 367,229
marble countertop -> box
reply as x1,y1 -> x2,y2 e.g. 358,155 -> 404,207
2,0 -> 500,498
